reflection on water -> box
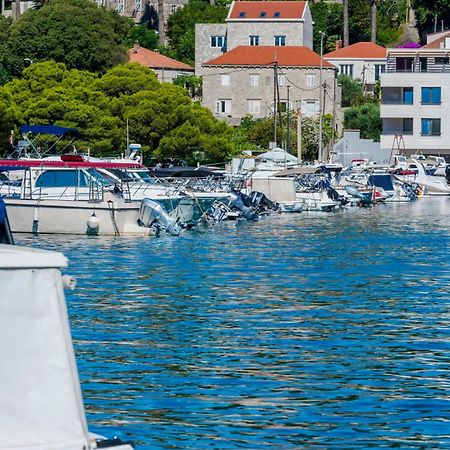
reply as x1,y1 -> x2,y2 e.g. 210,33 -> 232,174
18,198 -> 450,449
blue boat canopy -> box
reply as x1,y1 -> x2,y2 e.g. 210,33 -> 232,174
19,124 -> 79,136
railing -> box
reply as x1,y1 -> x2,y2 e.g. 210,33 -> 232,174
382,131 -> 414,135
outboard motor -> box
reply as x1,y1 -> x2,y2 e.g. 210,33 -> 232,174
0,197 -> 14,245
344,185 -> 372,206
445,165 -> 450,184
246,191 -> 280,212
139,198 -> 182,236
327,187 -> 349,206
225,191 -> 258,220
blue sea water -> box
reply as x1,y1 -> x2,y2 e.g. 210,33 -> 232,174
18,198 -> 450,449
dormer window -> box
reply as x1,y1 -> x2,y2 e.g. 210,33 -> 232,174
273,12 -> 280,17
239,11 -> 246,17
260,11 -> 266,17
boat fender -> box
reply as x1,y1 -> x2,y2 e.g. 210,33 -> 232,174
86,212 -> 100,235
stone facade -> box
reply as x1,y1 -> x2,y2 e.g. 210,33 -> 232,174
202,64 -> 338,126
195,1 -> 313,76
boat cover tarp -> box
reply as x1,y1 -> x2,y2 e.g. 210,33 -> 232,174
0,159 -> 144,170
148,166 -> 223,178
255,148 -> 298,163
19,124 -> 79,137
0,247 -> 90,450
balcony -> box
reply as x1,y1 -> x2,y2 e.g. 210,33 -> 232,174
386,56 -> 450,74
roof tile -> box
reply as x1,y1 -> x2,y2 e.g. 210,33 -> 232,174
129,47 -> 193,71
228,1 -> 306,20
324,42 -> 386,59
203,46 -> 334,67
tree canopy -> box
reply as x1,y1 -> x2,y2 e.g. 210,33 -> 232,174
344,103 -> 382,142
0,61 -> 233,164
1,0 -> 131,81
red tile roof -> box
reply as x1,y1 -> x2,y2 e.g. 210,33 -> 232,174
203,46 -> 334,67
422,31 -> 450,49
228,1 -> 307,20
324,42 -> 387,59
129,47 -> 193,71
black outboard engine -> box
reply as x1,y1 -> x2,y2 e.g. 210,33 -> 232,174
0,197 -> 14,245
446,165 -> 450,184
246,191 -> 280,213
327,187 -> 349,206
225,190 -> 258,220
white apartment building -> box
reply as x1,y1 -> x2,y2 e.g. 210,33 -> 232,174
380,31 -> 450,157
324,41 -> 387,93
195,0 -> 313,75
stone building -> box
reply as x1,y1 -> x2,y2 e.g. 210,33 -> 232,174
202,45 -> 339,126
195,0 -> 313,75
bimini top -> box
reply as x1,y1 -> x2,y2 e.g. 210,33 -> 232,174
0,157 -> 145,170
0,244 -> 67,269
19,124 -> 79,136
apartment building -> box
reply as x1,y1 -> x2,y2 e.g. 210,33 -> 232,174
380,31 -> 450,156
202,46 -> 338,126
324,41 -> 387,93
195,1 -> 313,75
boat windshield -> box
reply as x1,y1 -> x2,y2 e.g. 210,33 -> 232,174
134,170 -> 153,183
87,168 -> 112,187
35,169 -> 89,188
368,174 -> 394,191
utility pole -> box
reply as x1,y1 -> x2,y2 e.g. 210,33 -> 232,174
286,85 -> 291,153
318,31 -> 325,162
331,74 -> 337,162
297,110 -> 302,163
273,61 -> 278,146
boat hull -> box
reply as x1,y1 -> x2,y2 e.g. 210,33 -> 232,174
4,198 -> 151,236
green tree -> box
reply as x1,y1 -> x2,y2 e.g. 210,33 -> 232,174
166,0 -> 228,65
125,25 -> 159,50
412,0 -> 450,40
338,74 -> 364,107
310,1 -> 343,52
173,74 -> 202,98
3,0 -> 131,78
344,103 -> 381,141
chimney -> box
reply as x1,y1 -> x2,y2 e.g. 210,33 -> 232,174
335,40 -> 342,51
133,41 -> 140,53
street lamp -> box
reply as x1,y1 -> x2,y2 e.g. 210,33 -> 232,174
318,30 -> 325,162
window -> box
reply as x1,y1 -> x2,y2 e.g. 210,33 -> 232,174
403,87 -> 413,105
340,64 -> 353,76
171,4 -> 177,12
35,170 -> 89,188
215,100 -> 231,115
306,74 -> 316,87
421,118 -> 441,136
117,0 -> 124,13
403,118 -> 413,134
239,11 -> 246,18
248,100 -> 261,114
435,57 -> 449,64
277,75 -> 285,86
210,35 -> 226,48
396,57 -> 414,72
301,100 -> 319,116
274,35 -> 286,46
250,74 -> 259,87
260,11 -> 266,17
419,57 -> 428,72
374,64 -> 385,81
135,0 -> 141,12
221,74 -> 230,86
249,35 -> 259,46
273,12 -> 280,17
422,87 -> 441,104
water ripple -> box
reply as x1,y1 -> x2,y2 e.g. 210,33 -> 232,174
17,197 -> 450,449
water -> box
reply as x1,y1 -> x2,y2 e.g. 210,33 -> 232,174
17,198 -> 450,449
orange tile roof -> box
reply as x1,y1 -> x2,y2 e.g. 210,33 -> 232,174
129,47 -> 193,71
422,31 -> 450,49
324,42 -> 387,59
228,1 -> 307,20
203,46 -> 334,67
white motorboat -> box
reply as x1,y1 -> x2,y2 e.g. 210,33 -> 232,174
392,158 -> 450,196
0,244 -> 134,450
0,158 -> 182,236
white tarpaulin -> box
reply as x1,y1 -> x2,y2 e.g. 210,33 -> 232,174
0,246 -> 90,450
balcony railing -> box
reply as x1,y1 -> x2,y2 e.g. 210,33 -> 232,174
382,100 -> 414,105
382,131 -> 414,135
